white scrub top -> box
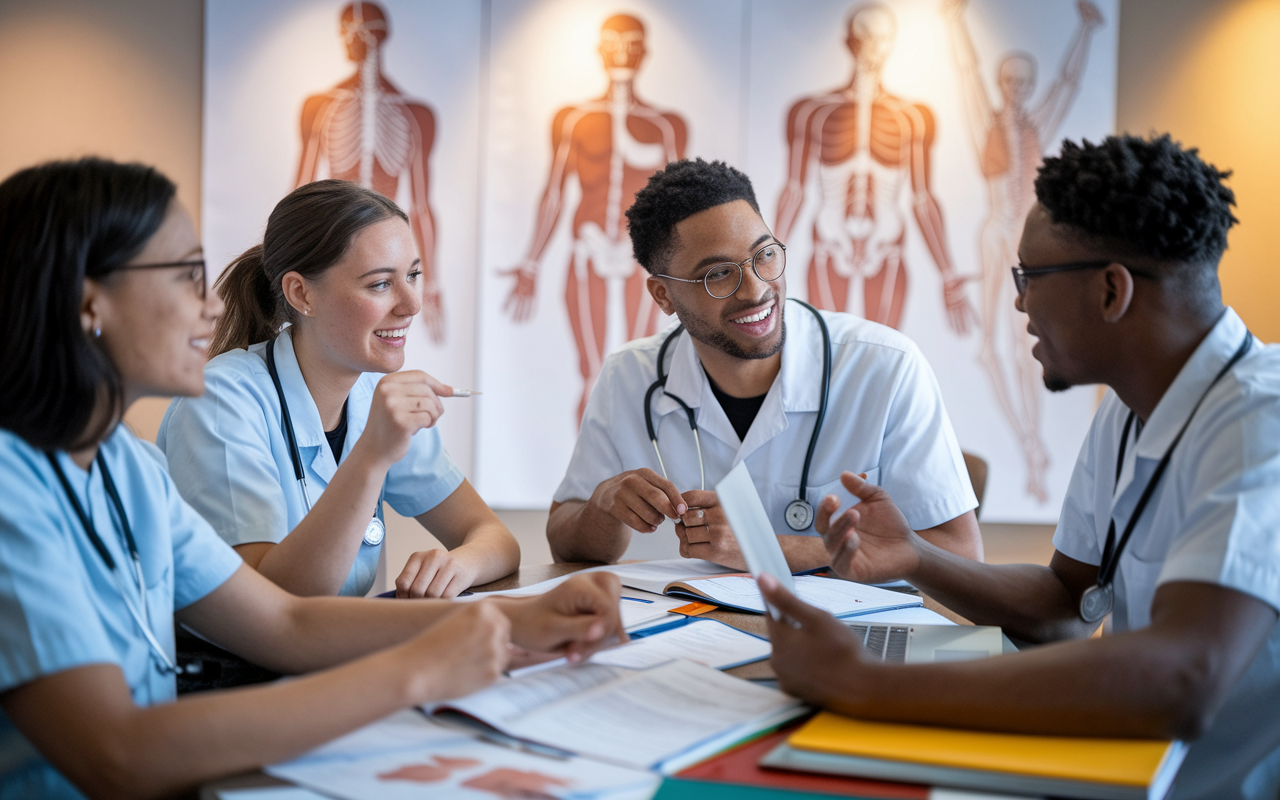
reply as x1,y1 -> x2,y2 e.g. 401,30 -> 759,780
158,328 -> 465,597
0,426 -> 243,799
555,301 -> 977,560
1053,308 -> 1280,800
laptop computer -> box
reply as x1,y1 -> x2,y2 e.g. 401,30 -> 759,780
715,461 -> 1003,662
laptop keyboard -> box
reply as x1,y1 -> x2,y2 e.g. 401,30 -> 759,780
846,624 -> 910,662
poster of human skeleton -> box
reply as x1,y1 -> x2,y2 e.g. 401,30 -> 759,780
203,0 -> 482,472
744,0 -> 1116,521
205,0 -> 1118,522
474,0 -> 744,506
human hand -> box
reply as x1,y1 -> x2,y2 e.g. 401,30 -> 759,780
816,472 -> 922,584
587,468 -> 687,534
759,573 -> 869,707
500,573 -> 624,663
1079,0 -> 1104,28
674,490 -> 747,570
356,371 -> 452,469
395,548 -> 478,599
501,262 -> 538,322
421,284 -> 445,343
942,273 -> 977,335
407,600 -> 511,704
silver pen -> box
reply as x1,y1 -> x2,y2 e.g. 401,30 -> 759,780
450,389 -> 483,397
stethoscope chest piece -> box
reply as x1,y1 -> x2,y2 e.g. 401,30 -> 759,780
363,516 -> 386,547
785,499 -> 814,532
1079,583 -> 1113,624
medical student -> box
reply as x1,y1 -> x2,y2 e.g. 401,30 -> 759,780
549,158 -> 982,569
160,180 -> 519,598
760,135 -> 1280,800
0,158 -> 622,798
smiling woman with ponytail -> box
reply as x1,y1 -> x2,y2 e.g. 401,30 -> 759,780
159,179 -> 519,600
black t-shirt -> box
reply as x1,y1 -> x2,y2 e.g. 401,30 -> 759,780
708,378 -> 767,443
324,399 -> 350,463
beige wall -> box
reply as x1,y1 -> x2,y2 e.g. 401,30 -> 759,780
1118,0 -> 1280,342
1,0 -> 1277,438
0,0 -> 203,439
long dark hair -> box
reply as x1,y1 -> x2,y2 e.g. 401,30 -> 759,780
0,157 -> 176,451
211,180 -> 407,356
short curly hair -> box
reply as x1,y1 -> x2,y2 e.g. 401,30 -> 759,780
1035,134 -> 1237,265
626,159 -> 760,274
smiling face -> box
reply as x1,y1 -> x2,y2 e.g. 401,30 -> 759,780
289,217 -> 421,378
89,201 -> 220,401
650,199 -> 787,362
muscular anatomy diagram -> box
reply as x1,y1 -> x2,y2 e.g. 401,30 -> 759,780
505,14 -> 687,422
776,4 -> 974,333
296,1 -> 444,341
943,0 -> 1102,502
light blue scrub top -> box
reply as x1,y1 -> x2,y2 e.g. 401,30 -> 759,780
158,328 -> 465,596
0,426 -> 243,799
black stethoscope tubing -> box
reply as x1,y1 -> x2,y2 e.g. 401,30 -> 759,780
266,336 -> 384,547
644,298 -> 831,531
46,451 -> 181,675
1079,330 -> 1254,623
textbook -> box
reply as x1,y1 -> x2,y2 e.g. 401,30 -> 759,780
598,560 -> 923,617
761,712 -> 1188,800
427,659 -> 808,773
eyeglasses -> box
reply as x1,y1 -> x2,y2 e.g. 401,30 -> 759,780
1009,260 -> 1152,296
117,259 -> 207,299
657,241 -> 787,299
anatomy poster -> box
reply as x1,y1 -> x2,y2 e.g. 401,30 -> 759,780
744,0 -> 1117,521
474,0 -> 744,507
203,1 -> 483,472
205,0 -> 1119,523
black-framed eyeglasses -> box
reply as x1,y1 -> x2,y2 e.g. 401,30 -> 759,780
1009,260 -> 1153,296
657,242 -> 787,299
117,259 -> 207,299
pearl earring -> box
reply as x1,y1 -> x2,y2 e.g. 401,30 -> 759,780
93,326 -> 102,338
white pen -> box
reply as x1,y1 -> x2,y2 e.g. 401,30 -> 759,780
450,389 -> 483,397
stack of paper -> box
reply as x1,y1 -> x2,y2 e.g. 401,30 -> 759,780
430,659 -> 806,773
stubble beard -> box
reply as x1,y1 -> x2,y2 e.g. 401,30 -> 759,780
673,295 -> 787,362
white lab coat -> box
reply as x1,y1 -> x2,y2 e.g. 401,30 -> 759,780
554,301 -> 977,561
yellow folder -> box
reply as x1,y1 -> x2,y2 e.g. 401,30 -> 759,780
788,712 -> 1178,787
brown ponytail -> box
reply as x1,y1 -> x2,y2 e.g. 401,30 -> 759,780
209,179 -> 408,357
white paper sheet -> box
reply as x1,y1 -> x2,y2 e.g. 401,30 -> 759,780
497,659 -> 802,770
586,559 -> 736,595
852,606 -> 958,625
715,461 -> 795,606
674,574 -> 922,617
619,592 -> 689,630
590,620 -> 770,671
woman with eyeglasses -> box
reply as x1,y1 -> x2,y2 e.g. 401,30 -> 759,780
158,180 -> 519,599
0,158 -> 621,798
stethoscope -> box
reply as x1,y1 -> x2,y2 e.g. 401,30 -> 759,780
47,452 -> 183,675
1079,330 -> 1254,623
266,337 -> 385,548
644,297 -> 832,531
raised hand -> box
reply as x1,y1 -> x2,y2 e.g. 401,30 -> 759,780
816,472 -> 922,585
356,370 -> 453,469
587,468 -> 687,534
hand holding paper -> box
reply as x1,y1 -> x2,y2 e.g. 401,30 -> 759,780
714,461 -> 795,619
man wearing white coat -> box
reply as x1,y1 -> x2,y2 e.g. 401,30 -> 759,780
547,158 -> 982,568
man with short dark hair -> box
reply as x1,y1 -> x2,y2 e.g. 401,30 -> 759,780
761,134 -> 1280,800
547,158 -> 982,568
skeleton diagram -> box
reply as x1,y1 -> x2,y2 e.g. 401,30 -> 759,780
943,0 -> 1103,502
504,14 -> 687,423
776,4 -> 973,334
296,1 -> 444,341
